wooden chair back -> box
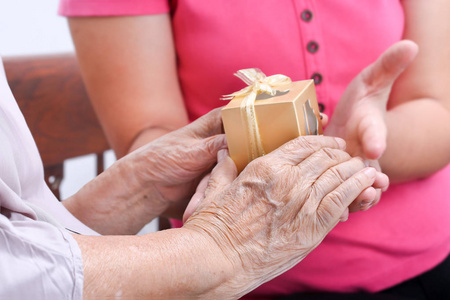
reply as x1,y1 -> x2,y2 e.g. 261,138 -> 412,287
4,54 -> 169,231
3,54 -> 110,199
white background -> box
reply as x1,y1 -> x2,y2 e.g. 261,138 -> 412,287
0,0 -> 157,232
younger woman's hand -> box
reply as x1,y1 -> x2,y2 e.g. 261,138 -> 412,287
325,40 -> 418,163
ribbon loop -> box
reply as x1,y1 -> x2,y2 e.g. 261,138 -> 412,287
222,68 -> 292,162
222,68 -> 292,101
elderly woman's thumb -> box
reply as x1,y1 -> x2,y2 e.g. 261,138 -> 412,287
182,149 -> 237,222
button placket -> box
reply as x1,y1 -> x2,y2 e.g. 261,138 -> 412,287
296,1 -> 327,113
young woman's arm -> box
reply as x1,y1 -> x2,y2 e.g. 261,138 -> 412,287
69,14 -> 188,158
381,0 -> 450,181
326,0 -> 450,183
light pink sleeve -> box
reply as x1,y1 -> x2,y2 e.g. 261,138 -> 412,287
0,57 -> 97,299
59,0 -> 170,17
0,214 -> 84,300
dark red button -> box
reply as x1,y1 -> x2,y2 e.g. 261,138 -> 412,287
311,73 -> 323,85
301,10 -> 313,22
307,41 -> 319,53
318,103 -> 325,112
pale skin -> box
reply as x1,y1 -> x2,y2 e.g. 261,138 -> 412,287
65,109 -> 388,299
68,0 -> 450,184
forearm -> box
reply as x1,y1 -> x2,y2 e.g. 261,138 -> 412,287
382,98 -> 450,182
128,125 -> 183,154
64,154 -> 167,235
379,0 -> 450,182
73,228 -> 239,299
69,15 -> 188,158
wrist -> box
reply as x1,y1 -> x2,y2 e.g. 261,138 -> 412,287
128,143 -> 188,218
66,154 -> 168,234
107,154 -> 170,230
182,220 -> 258,299
173,227 -> 243,299
127,126 -> 174,155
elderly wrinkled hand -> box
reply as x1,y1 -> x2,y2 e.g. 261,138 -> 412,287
182,135 -> 382,297
128,108 -> 227,219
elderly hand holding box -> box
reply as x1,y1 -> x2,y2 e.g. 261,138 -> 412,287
62,106 -> 388,298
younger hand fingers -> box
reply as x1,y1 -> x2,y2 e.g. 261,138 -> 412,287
348,186 -> 377,213
373,171 -> 389,192
359,113 -> 387,160
361,40 -> 418,91
320,113 -> 329,127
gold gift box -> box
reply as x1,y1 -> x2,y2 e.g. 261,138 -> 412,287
222,78 -> 323,173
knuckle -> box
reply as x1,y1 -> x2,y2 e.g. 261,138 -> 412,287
318,148 -> 341,162
245,157 -> 274,177
322,190 -> 346,212
281,138 -> 301,154
352,174 -> 367,190
205,176 -> 221,192
309,182 -> 324,202
204,136 -> 220,156
328,166 -> 347,184
292,136 -> 318,153
320,148 -> 351,164
329,190 -> 346,207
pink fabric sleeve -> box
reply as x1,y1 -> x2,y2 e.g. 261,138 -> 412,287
59,0 -> 170,17
0,214 -> 84,300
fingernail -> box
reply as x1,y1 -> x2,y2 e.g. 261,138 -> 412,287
363,167 -> 376,178
335,138 -> 346,150
360,200 -> 373,209
360,200 -> 370,206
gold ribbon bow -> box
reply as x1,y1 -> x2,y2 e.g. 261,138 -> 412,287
222,68 -> 292,161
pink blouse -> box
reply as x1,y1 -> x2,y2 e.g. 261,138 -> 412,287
59,0 -> 450,296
